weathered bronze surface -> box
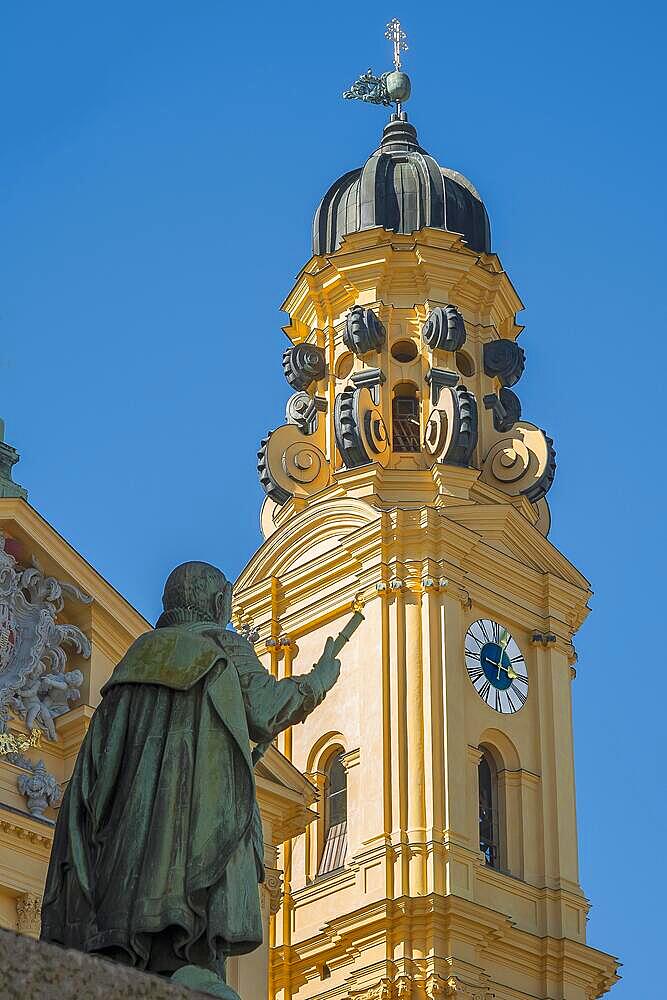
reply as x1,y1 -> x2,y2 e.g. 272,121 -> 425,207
41,561 -> 343,998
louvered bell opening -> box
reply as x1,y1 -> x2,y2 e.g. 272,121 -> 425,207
392,396 -> 421,452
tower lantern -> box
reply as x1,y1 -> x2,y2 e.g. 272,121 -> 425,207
237,25 -> 618,1000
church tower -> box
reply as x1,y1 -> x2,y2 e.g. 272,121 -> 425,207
235,24 -> 618,1000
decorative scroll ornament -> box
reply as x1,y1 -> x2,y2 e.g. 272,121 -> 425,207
335,384 -> 390,469
0,535 -> 91,739
263,866 -> 283,915
483,387 -> 522,433
349,981 -> 392,1000
444,979 -> 495,1000
424,385 -> 478,466
481,421 -> 556,502
257,436 -> 289,505
343,306 -> 386,355
422,305 -> 467,352
483,339 -> 525,387
17,759 -> 62,819
282,344 -> 326,391
257,424 -> 330,506
285,393 -> 327,435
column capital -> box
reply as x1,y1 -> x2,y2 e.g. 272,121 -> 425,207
15,892 -> 41,937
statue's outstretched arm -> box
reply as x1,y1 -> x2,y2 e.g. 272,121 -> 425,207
233,636 -> 340,745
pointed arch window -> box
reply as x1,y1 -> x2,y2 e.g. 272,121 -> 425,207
478,752 -> 499,869
317,752 -> 347,875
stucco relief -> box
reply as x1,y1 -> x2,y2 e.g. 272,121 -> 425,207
17,760 -> 62,819
263,866 -> 283,916
0,533 -> 91,740
350,980 -> 392,1000
350,974 -> 493,1000
444,977 -> 495,1000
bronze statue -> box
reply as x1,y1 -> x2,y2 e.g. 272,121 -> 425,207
41,561 -> 345,999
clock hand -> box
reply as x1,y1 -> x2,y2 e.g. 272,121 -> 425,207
486,652 -> 518,681
497,629 -> 518,677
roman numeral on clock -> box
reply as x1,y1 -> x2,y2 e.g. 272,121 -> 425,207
512,686 -> 527,706
478,680 -> 491,702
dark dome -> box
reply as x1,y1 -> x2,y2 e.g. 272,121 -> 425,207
313,115 -> 491,256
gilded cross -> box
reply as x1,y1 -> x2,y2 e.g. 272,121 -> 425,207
385,18 -> 408,71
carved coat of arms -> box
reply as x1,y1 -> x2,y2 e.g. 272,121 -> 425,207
0,533 -> 91,739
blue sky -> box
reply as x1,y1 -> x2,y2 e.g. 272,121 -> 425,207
1,1 -> 664,993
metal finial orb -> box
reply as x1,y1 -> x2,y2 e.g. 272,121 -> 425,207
385,71 -> 411,104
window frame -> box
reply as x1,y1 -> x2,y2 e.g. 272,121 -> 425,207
315,748 -> 348,878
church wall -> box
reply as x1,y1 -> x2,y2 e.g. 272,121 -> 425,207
237,490 -> 616,996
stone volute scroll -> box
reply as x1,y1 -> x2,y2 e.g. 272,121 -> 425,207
343,305 -> 386,355
421,304 -> 467,352
257,423 -> 330,506
483,338 -> 526,386
481,421 -> 556,502
479,332 -> 557,507
335,379 -> 390,469
424,384 -> 478,466
285,393 -> 327,435
282,344 -> 326,390
483,386 -> 522,433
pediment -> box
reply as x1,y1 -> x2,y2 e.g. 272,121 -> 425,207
255,745 -> 317,804
236,492 -> 380,591
443,502 -> 590,590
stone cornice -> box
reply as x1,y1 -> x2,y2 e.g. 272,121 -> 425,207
0,804 -> 53,854
235,497 -> 591,645
282,230 -> 524,342
272,893 -> 619,995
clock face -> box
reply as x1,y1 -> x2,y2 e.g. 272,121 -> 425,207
465,619 -> 528,714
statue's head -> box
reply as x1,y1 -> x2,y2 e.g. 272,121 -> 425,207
155,561 -> 233,629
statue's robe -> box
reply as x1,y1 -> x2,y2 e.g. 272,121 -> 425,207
41,623 -> 319,974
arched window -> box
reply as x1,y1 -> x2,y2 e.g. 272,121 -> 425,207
478,752 -> 499,869
317,752 -> 347,875
392,382 -> 421,452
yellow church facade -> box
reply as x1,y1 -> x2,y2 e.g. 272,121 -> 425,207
0,62 -> 618,1000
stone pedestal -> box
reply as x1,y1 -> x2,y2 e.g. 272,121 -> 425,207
0,927 -> 207,998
